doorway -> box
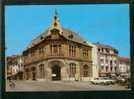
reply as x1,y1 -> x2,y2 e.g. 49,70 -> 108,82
52,65 -> 61,80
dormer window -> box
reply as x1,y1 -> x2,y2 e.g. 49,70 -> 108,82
83,41 -> 86,43
40,36 -> 43,40
106,48 -> 109,53
50,28 -> 60,39
68,34 -> 73,39
50,28 -> 60,33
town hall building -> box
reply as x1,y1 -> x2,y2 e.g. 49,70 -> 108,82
22,10 -> 95,81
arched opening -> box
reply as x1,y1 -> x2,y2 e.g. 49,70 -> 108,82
25,68 -> 30,80
69,63 -> 76,78
51,65 -> 61,80
83,65 -> 89,77
31,67 -> 36,80
39,64 -> 45,79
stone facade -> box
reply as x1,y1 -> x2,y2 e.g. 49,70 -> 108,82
23,10 -> 93,81
6,10 -> 130,81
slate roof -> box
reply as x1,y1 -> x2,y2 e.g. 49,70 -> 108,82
26,27 -> 89,50
94,42 -> 118,52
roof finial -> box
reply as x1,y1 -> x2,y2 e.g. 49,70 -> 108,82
54,8 -> 59,22
55,8 -> 58,16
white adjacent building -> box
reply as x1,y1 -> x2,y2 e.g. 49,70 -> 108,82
94,43 -> 119,77
87,42 -> 99,79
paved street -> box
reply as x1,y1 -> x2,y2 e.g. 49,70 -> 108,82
6,80 -> 130,92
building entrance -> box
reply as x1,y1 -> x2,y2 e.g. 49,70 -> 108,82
52,65 -> 61,80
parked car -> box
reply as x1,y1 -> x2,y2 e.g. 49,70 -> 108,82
90,77 -> 116,85
117,77 -> 131,87
116,77 -> 126,84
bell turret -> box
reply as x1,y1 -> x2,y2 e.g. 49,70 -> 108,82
48,9 -> 63,35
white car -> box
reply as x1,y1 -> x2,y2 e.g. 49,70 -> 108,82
116,77 -> 126,83
90,77 -> 116,85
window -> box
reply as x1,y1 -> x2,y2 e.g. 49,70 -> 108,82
106,66 -> 108,72
106,48 -> 109,53
31,50 -> 35,56
50,29 -> 60,39
40,36 -> 43,40
83,49 -> 88,57
101,66 -> 104,70
69,63 -> 76,77
39,64 -> 45,78
59,45 -> 62,55
68,34 -> 73,39
53,45 -> 58,53
50,28 -> 60,33
114,60 -> 117,64
83,65 -> 89,77
100,59 -> 104,63
44,47 -> 46,53
115,67 -> 117,72
106,59 -> 108,63
50,45 -> 52,54
110,60 -> 113,66
39,47 -> 44,54
110,66 -> 113,71
50,44 -> 61,55
102,48 -> 104,52
98,48 -> 100,52
69,45 -> 76,57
